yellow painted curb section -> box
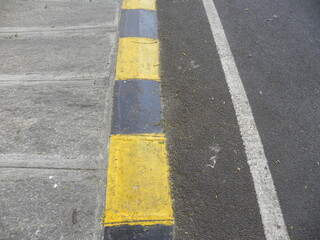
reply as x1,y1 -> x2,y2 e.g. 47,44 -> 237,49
104,134 -> 174,226
122,0 -> 156,11
116,37 -> 160,81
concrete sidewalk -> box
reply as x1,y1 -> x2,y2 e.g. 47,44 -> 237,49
0,0 -> 120,239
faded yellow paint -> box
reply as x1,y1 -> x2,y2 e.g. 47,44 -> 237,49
104,134 -> 174,226
116,37 -> 160,81
122,0 -> 156,10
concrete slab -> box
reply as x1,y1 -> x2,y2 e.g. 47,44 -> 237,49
0,81 -> 107,168
0,30 -> 116,77
0,0 -> 120,238
0,0 -> 118,31
0,168 -> 102,240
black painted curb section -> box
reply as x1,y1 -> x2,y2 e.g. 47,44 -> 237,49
104,225 -> 174,240
120,9 -> 158,39
111,79 -> 163,134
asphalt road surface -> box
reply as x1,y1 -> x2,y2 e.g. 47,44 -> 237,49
157,0 -> 320,239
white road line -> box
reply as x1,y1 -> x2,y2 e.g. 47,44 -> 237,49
202,0 -> 290,239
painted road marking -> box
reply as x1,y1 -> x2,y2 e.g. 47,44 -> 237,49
115,37 -> 160,81
202,0 -> 290,239
122,0 -> 156,11
104,134 -> 173,226
111,80 -> 162,134
104,225 -> 174,239
104,0 -> 173,238
120,9 -> 158,39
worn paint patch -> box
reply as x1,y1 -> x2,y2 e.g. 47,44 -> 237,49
116,37 -> 160,81
120,9 -> 158,39
104,134 -> 173,226
104,224 -> 173,240
111,80 -> 162,134
122,0 -> 156,11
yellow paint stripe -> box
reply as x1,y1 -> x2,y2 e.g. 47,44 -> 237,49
104,134 -> 174,226
116,37 -> 160,81
122,0 -> 156,10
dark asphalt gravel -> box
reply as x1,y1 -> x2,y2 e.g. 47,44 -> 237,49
157,0 -> 320,239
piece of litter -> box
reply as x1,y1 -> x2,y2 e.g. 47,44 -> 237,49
190,60 -> 200,69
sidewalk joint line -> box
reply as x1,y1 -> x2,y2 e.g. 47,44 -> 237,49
0,166 -> 99,171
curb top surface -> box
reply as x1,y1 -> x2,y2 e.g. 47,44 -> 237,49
103,0 -> 174,239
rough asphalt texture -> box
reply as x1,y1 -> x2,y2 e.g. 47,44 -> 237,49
213,0 -> 320,239
158,0 -> 319,239
158,1 -> 265,239
0,0 -> 119,239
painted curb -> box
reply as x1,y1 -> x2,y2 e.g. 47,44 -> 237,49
103,0 -> 174,239
111,80 -> 163,134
